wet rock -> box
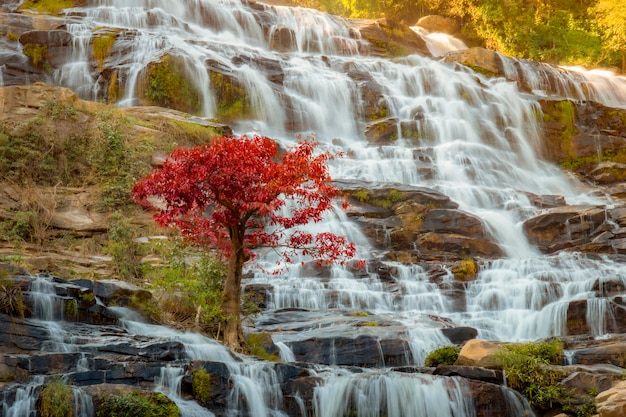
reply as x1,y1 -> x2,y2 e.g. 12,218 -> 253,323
71,279 -> 152,306
433,366 -> 504,385
522,205 -> 607,253
467,380 -> 531,417
573,342 -> 626,368
243,283 -> 273,309
590,161 -> 626,184
441,327 -> 478,344
269,26 -> 296,52
364,117 -> 399,143
355,18 -> 430,58
288,335 -> 410,367
416,232 -> 504,259
19,30 -> 72,47
421,209 -> 488,238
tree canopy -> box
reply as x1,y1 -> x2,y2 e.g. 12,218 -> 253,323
293,0 -> 622,71
133,135 -> 357,349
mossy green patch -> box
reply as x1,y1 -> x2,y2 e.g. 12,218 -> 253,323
96,391 -> 179,417
209,72 -> 254,121
543,100 -> 577,158
145,55 -> 201,114
19,0 -> 73,14
192,367 -> 211,406
92,33 -> 117,70
425,345 -> 461,367
22,44 -> 49,69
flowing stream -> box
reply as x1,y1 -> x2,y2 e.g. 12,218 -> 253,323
6,0 -> 626,415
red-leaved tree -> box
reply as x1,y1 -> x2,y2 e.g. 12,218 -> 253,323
132,135 -> 356,350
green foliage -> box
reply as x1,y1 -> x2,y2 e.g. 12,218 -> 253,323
592,0 -> 626,71
103,212 -> 143,280
92,33 -> 117,70
64,299 -> 78,321
22,44 -> 49,69
144,238 -> 227,336
192,367 -> 211,406
145,55 -> 201,114
91,113 -> 142,209
39,377 -> 73,417
453,258 -> 478,280
495,339 -> 564,410
19,0 -> 74,14
96,391 -> 179,417
424,345 -> 461,367
0,101 -> 95,186
209,72 -> 253,121
245,332 -> 281,362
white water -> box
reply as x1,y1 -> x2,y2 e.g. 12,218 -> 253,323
411,26 -> 467,57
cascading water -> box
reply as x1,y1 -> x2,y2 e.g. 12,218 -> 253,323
10,0 -> 626,415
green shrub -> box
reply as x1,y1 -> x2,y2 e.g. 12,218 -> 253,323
495,339 -> 564,410
143,238 -> 227,336
19,0 -> 74,14
92,33 -> 117,69
103,212 -> 143,280
424,345 -> 461,367
38,377 -> 73,417
192,367 -> 211,406
96,391 -> 178,417
246,332 -> 281,362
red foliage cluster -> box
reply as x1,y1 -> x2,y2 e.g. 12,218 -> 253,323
133,135 -> 356,265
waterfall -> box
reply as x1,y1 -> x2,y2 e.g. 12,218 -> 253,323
313,372 -> 475,417
411,26 -> 467,57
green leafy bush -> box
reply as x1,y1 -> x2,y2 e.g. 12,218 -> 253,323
424,345 -> 461,367
495,339 -> 564,410
38,377 -> 73,417
192,367 -> 211,406
96,391 -> 179,417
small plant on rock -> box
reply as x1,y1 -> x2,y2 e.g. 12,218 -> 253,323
424,345 -> 461,367
38,377 -> 73,417
192,367 -> 211,406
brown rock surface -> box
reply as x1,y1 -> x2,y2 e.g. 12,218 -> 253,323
596,380 -> 626,417
455,339 -> 503,368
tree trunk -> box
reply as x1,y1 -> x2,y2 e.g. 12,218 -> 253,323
221,225 -> 246,351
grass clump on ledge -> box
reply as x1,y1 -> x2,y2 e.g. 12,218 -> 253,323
495,339 -> 564,410
424,345 -> 461,367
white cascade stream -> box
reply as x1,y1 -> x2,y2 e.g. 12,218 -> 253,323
6,0 -> 626,415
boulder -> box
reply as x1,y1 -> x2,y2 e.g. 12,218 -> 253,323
455,339 -> 503,368
416,232 -> 504,259
364,117 -> 399,143
415,15 -> 460,35
288,335 -> 410,367
354,18 -> 430,58
596,380 -> 626,417
269,26 -> 295,52
19,30 -> 72,47
443,48 -> 503,77
421,209 -> 488,238
522,205 -> 607,253
71,279 -> 152,306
